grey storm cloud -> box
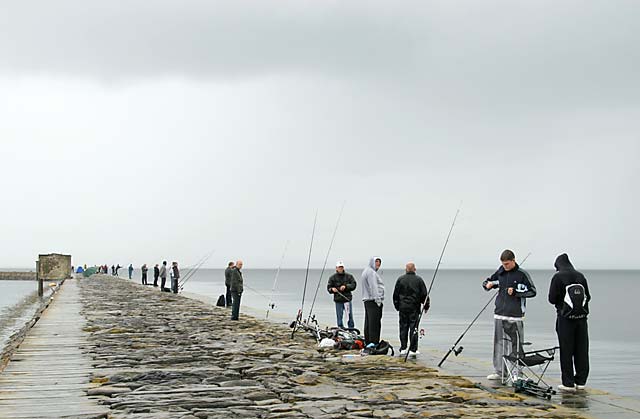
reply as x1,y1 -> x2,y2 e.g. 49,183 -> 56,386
0,1 -> 638,270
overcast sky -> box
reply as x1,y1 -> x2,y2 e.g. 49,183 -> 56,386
1,1 -> 638,271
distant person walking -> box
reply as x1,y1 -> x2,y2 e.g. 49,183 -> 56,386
327,261 -> 357,329
361,257 -> 384,346
111,265 -> 115,276
229,260 -> 244,320
224,261 -> 235,308
393,262 -> 429,357
159,261 -> 168,291
171,262 -> 180,294
128,264 -> 134,279
115,264 -> 122,276
153,264 -> 160,287
482,249 -> 537,380
549,253 -> 591,393
141,264 -> 149,285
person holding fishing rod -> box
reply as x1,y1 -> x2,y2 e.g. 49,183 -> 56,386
393,262 -> 429,357
327,261 -> 357,330
482,249 -> 537,380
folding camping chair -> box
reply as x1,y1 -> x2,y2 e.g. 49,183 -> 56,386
500,322 -> 559,399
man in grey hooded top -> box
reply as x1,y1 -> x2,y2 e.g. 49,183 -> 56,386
362,257 -> 384,345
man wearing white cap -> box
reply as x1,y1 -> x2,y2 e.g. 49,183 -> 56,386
327,261 -> 357,329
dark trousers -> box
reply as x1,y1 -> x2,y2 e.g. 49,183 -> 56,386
153,274 -> 159,287
399,310 -> 419,352
141,273 -> 147,285
364,300 -> 383,345
171,278 -> 178,294
556,316 -> 589,387
231,292 -> 242,320
161,277 -> 166,290
225,286 -> 232,308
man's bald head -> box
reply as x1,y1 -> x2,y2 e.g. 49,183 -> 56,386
406,262 -> 416,273
236,260 -> 244,269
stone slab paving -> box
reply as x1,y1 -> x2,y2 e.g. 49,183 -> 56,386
0,279 -> 108,418
79,275 -> 590,419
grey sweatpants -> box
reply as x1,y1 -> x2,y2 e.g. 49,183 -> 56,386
493,319 -> 524,374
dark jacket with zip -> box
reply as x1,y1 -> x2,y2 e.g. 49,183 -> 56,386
393,271 -> 430,313
230,268 -> 243,294
548,253 -> 591,318
154,266 -> 160,279
482,264 -> 536,318
327,272 -> 357,303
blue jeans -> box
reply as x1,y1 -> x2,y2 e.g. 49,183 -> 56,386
335,301 -> 354,329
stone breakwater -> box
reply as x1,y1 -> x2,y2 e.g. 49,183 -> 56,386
80,276 -> 586,419
0,272 -> 35,281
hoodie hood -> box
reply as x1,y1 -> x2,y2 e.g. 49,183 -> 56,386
554,253 -> 574,271
368,257 -> 381,271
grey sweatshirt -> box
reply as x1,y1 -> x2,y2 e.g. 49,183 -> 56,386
361,257 -> 384,303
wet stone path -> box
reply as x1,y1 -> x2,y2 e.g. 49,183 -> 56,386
80,276 -> 587,419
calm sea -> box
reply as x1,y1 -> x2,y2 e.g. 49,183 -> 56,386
177,268 -> 640,401
0,281 -> 42,351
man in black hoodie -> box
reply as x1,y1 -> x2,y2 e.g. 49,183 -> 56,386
482,249 -> 536,380
393,262 -> 429,357
548,253 -> 591,392
327,261 -> 357,329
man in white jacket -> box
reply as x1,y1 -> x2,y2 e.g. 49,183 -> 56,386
362,257 -> 384,346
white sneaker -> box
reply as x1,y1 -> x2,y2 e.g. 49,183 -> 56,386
486,373 -> 501,380
558,384 -> 576,392
409,351 -> 420,357
399,349 -> 408,355
576,385 -> 586,391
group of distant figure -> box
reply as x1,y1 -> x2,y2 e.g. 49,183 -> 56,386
81,262 -> 182,294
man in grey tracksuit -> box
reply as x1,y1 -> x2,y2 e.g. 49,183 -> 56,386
362,257 -> 384,346
482,249 -> 537,380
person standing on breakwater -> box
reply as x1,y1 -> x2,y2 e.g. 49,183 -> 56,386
111,265 -> 115,276
327,261 -> 357,329
159,261 -> 168,291
482,249 -> 537,380
171,262 -> 180,294
393,262 -> 429,357
548,253 -> 591,393
153,264 -> 160,287
141,264 -> 149,285
116,264 -> 122,276
229,260 -> 244,320
128,264 -> 134,279
224,261 -> 235,308
362,257 -> 384,346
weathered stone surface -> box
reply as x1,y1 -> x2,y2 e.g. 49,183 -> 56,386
77,275 -> 588,419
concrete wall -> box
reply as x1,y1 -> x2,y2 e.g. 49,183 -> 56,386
0,272 -> 36,280
38,254 -> 72,280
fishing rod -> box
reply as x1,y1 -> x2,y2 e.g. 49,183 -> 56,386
306,201 -> 346,324
178,250 -> 215,291
267,240 -> 289,318
291,211 -> 318,339
437,251 -> 532,368
180,252 -> 212,281
404,204 -> 462,362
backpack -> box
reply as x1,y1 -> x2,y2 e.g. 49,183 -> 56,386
362,340 -> 394,356
561,283 -> 588,319
216,295 -> 226,307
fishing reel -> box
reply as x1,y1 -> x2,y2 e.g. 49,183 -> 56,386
419,328 -> 426,339
453,346 -> 464,356
268,303 -> 275,310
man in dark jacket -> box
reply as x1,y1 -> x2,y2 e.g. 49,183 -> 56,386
548,253 -> 591,392
393,262 -> 429,357
229,260 -> 244,320
224,261 -> 235,308
482,249 -> 536,380
171,262 -> 180,294
327,261 -> 357,329
153,264 -> 160,287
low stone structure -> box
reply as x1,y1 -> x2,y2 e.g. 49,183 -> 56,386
79,276 -> 587,419
0,271 -> 36,280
